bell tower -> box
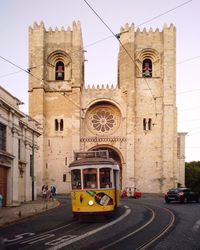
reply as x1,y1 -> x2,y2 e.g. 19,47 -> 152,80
28,21 -> 84,192
117,23 -> 178,192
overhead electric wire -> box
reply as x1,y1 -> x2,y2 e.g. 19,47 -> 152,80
83,0 -> 158,118
83,0 -> 193,52
177,55 -> 200,64
0,70 -> 23,79
26,0 -> 193,78
83,0 -> 193,114
179,106 -> 200,111
0,55 -> 42,82
137,0 -> 192,27
83,0 -> 196,134
177,89 -> 200,95
0,0 -> 195,105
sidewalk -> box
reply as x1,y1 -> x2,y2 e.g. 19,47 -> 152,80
0,196 -> 60,227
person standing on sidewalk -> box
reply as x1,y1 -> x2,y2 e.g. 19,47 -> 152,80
0,194 -> 3,208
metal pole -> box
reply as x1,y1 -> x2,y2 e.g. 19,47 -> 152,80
32,132 -> 34,200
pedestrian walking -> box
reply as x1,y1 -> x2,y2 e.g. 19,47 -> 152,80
42,184 -> 48,199
50,185 -> 56,199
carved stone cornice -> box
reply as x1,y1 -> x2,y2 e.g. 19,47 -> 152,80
80,136 -> 126,143
0,150 -> 14,167
11,126 -> 21,136
24,139 -> 39,150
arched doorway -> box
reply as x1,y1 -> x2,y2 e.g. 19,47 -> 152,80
89,145 -> 123,188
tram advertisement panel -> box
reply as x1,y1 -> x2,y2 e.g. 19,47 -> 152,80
71,189 -> 117,212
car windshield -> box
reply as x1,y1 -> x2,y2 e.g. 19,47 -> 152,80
168,189 -> 181,193
168,188 -> 188,193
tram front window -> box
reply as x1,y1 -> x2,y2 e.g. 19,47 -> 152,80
83,168 -> 97,189
71,169 -> 81,189
100,168 -> 112,188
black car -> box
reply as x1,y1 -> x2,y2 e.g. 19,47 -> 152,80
164,188 -> 200,203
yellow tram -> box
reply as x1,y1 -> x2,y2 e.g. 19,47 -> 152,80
69,150 -> 120,217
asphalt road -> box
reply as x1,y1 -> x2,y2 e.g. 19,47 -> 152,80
0,196 -> 200,250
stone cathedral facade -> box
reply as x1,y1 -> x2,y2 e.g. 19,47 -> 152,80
28,21 -> 186,194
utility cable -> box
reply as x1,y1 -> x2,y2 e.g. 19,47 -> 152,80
83,0 -> 193,129
0,70 -> 23,78
1,0 -> 192,84
29,0 -> 193,71
83,0 -> 157,119
137,0 -> 192,27
177,55 -> 200,64
0,55 -> 42,82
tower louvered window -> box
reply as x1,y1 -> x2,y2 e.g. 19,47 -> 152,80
142,59 -> 152,77
55,61 -> 65,80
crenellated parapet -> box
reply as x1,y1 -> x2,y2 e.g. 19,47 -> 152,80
118,22 -> 176,45
135,23 -> 175,34
29,20 -> 81,32
119,22 -> 135,33
29,20 -> 83,49
84,83 -> 118,90
29,21 -> 45,32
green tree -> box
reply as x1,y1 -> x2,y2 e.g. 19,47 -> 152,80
185,161 -> 200,192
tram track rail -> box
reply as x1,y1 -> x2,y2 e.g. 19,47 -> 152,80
98,200 -> 176,250
2,198 -> 176,250
136,204 -> 175,250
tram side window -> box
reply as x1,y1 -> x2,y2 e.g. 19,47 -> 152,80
100,168 -> 112,188
71,169 -> 81,189
83,168 -> 97,189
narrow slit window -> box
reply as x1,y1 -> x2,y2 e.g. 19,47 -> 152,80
60,119 -> 64,131
63,174 -> 67,182
55,119 -> 59,131
143,118 -> 147,130
148,118 -> 152,130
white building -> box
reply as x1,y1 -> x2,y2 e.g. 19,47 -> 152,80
0,86 -> 41,207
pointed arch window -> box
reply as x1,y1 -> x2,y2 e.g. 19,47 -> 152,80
55,61 -> 64,80
142,59 -> 152,77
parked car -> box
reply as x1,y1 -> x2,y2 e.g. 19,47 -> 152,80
164,188 -> 200,203
121,187 -> 142,199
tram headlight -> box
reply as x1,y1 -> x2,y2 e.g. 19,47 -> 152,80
88,200 -> 94,206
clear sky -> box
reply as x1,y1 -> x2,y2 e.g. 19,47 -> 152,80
0,0 -> 199,162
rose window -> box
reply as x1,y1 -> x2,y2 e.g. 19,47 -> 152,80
92,111 -> 115,132
87,106 -> 121,135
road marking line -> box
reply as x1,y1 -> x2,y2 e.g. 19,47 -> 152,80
99,206 -> 155,250
193,219 -> 200,232
4,233 -> 35,243
4,221 -> 77,246
46,207 -> 131,249
21,234 -> 55,244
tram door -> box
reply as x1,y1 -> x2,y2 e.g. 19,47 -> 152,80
113,169 -> 120,207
